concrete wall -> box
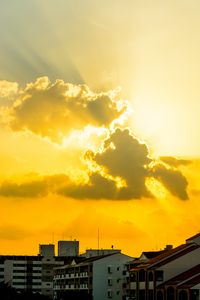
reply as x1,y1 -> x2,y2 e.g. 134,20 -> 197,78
58,241 -> 79,257
157,247 -> 200,283
93,253 -> 133,300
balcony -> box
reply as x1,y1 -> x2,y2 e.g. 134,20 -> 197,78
80,272 -> 88,277
80,284 -> 88,289
130,282 -> 136,289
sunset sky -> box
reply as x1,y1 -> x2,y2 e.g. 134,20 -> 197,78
0,0 -> 200,257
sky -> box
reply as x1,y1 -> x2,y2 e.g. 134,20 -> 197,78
0,0 -> 200,257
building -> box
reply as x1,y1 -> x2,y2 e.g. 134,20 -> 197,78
0,255 -> 42,295
129,233 -> 200,300
39,244 -> 55,257
54,252 -> 133,300
0,241 -> 81,299
156,265 -> 200,300
58,240 -> 79,257
83,249 -> 121,258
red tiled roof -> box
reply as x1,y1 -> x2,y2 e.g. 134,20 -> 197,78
148,243 -> 200,269
157,264 -> 200,288
141,251 -> 167,259
186,232 -> 200,241
178,274 -> 200,289
130,262 -> 149,271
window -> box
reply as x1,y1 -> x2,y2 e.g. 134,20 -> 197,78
179,290 -> 188,300
108,278 -> 112,286
155,270 -> 163,281
166,286 -> 175,300
130,273 -> 136,282
191,289 -> 199,300
139,269 -> 145,282
108,290 -> 112,298
139,290 -> 145,299
148,272 -> 154,282
157,290 -> 164,300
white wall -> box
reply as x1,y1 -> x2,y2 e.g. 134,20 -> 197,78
93,253 -> 133,300
157,247 -> 200,283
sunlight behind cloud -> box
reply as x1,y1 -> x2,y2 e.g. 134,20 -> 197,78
145,177 -> 167,200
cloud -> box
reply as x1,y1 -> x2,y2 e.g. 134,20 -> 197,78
0,78 -> 189,201
0,80 -> 18,99
83,128 -> 152,199
150,163 -> 188,200
0,128 -> 188,200
160,156 -> 191,167
3,77 -> 126,142
0,174 -> 69,198
0,179 -> 48,198
59,173 -> 117,200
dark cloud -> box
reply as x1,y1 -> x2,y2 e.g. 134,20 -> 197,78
86,128 -> 152,199
160,156 -> 191,167
150,163 -> 188,200
59,173 -> 117,200
0,180 -> 48,198
59,128 -> 189,200
0,174 -> 69,198
0,129 -> 189,201
8,77 -> 125,142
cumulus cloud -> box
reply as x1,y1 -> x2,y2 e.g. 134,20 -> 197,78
0,80 -> 18,99
3,77 -> 126,142
0,128 -> 189,200
0,77 -> 189,201
81,128 -> 152,199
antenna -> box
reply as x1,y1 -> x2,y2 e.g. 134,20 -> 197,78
98,228 -> 99,255
52,232 -> 54,244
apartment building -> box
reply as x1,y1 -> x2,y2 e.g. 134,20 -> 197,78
0,241 -> 80,299
129,233 -> 200,300
0,255 -> 42,294
54,252 -> 133,300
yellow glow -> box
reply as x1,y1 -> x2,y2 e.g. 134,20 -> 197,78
62,126 -> 108,152
145,177 -> 167,200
